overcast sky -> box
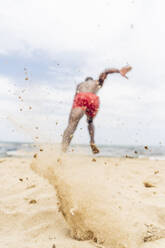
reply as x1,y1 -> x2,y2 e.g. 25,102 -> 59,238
0,0 -> 165,145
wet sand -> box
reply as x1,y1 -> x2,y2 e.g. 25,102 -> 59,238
1,149 -> 165,248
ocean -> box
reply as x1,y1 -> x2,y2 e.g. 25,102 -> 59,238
0,142 -> 36,158
0,141 -> 165,160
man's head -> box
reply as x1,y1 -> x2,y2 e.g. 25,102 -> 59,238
85,77 -> 93,81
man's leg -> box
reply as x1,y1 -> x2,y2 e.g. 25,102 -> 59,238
62,108 -> 84,152
87,116 -> 99,154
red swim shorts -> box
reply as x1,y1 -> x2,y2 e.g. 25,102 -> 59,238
72,92 -> 100,118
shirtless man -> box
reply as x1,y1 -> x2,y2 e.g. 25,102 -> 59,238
62,65 -> 132,154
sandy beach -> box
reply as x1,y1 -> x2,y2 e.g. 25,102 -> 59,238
1,148 -> 165,248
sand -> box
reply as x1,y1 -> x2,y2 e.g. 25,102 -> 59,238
1,148 -> 165,248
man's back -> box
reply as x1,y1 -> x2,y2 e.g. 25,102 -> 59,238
76,79 -> 100,94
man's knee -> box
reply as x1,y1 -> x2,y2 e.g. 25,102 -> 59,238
69,114 -> 82,124
87,117 -> 93,124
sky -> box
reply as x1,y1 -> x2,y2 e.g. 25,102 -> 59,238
0,0 -> 165,145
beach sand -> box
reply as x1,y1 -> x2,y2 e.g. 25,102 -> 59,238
1,147 -> 165,248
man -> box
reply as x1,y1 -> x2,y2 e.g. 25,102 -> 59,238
62,65 -> 132,154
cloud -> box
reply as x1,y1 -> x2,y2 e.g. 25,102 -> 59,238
0,0 -> 131,52
0,74 -> 74,142
1,0 -> 165,84
1,0 -> 164,60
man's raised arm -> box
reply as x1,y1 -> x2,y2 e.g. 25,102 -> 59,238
98,66 -> 132,86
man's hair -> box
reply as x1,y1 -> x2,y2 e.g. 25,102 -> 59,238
85,77 -> 93,81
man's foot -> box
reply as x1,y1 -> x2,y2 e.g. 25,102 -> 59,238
90,143 -> 100,154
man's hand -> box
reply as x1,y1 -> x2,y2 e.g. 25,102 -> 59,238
119,66 -> 132,79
